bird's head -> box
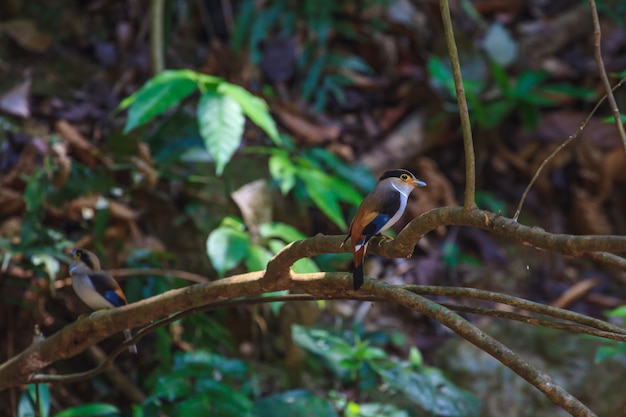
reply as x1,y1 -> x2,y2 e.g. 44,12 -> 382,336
69,248 -> 102,273
378,169 -> 426,195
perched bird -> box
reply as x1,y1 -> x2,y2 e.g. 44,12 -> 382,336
345,169 -> 426,290
69,248 -> 137,353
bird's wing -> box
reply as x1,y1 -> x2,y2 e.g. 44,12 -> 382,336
88,271 -> 128,307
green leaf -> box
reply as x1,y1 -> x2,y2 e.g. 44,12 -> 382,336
19,384 -> 50,417
54,404 -> 120,417
292,257 -> 320,274
513,70 -> 548,96
175,395 -> 212,417
269,153 -> 297,194
206,226 -> 250,277
374,363 -> 480,417
197,90 -> 245,175
606,305 -> 626,318
346,403 -> 409,417
292,325 -> 355,380
259,222 -> 307,242
300,173 -> 346,230
296,168 -> 362,230
123,70 -> 199,133
245,244 -> 273,272
218,83 -> 281,145
253,390 -> 338,417
602,114 -> 626,123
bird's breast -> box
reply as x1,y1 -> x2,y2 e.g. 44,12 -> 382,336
72,275 -> 116,310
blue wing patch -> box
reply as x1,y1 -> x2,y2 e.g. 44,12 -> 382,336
104,290 -> 126,307
362,213 -> 391,238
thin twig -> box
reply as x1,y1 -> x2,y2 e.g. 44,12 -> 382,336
439,0 -> 476,210
587,0 -> 626,154
406,285 -> 626,335
513,78 -> 626,221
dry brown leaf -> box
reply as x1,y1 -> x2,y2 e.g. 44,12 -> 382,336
360,111 -> 434,174
231,179 -> 272,240
50,142 -> 71,189
598,148 -> 626,202
0,187 -> 25,217
549,277 -> 601,309
0,19 -> 51,52
0,216 -> 22,238
274,104 -> 341,145
65,196 -> 139,222
570,186 -> 611,235
0,143 -> 42,188
55,120 -> 110,167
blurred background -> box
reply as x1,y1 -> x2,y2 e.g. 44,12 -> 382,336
1,0 -> 626,416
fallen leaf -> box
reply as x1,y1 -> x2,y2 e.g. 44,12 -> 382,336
274,103 -> 341,145
55,120 -> 111,167
0,19 -> 51,52
0,78 -> 31,118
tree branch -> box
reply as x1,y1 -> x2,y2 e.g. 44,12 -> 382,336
439,0 -> 477,210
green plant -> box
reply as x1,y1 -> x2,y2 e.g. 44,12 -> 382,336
428,57 -> 596,130
120,69 -> 281,175
206,216 -> 320,277
593,305 -> 626,362
292,325 -> 480,416
231,0 -> 382,111
18,384 -> 120,417
142,351 -> 255,417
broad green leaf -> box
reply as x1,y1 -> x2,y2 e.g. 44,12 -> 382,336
218,83 -> 281,145
292,325 -> 355,380
245,244 -> 273,272
175,394 -> 212,417
259,222 -> 306,242
297,168 -> 362,230
206,226 -> 249,277
594,343 -> 624,363
197,90 -> 245,175
54,404 -> 120,417
513,70 -> 548,96
606,305 -> 626,318
123,70 -> 198,132
19,384 -> 50,417
269,153 -> 297,194
195,379 -> 253,416
253,390 -> 338,417
375,363 -> 480,417
300,173 -> 346,230
292,257 -> 320,274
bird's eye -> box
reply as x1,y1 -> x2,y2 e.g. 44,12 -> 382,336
71,250 -> 80,259
400,173 -> 409,181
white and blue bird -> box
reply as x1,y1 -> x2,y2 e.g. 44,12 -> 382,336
345,169 -> 426,290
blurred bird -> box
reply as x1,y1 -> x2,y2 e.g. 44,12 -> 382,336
69,248 -> 137,353
345,169 -> 426,290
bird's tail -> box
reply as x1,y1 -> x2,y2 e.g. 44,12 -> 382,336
123,328 -> 138,354
352,246 -> 366,290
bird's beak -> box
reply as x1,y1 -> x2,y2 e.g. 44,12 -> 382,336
412,179 -> 427,188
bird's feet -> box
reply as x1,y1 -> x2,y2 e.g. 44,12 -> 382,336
88,309 -> 111,319
376,235 -> 394,247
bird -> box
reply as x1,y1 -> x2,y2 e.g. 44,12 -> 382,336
345,169 -> 426,290
69,248 -> 137,353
